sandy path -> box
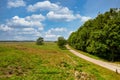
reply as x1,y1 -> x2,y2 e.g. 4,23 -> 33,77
66,45 -> 120,73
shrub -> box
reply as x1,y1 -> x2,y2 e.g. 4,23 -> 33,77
36,37 -> 44,45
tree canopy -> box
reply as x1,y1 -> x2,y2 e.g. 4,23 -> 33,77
68,8 -> 120,61
36,37 -> 44,45
57,37 -> 66,49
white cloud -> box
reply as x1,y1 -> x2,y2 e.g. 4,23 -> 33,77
27,1 -> 59,12
81,16 -> 91,22
27,1 -> 91,22
47,11 -> 76,21
1,0 -> 92,41
50,27 -> 67,32
80,16 -> 91,22
11,28 -> 41,40
56,7 -> 72,14
27,1 -> 72,14
8,16 -> 31,27
22,28 -> 35,31
76,14 -> 91,22
45,27 -> 67,41
0,24 -> 13,31
69,31 -> 74,35
8,0 -> 26,8
27,1 -> 76,21
0,14 -> 45,40
25,14 -> 45,21
18,28 -> 41,36
45,34 -> 56,38
46,27 -> 67,35
7,14 -> 45,30
47,12 -> 91,22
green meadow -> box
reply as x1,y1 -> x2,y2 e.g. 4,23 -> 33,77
0,42 -> 120,80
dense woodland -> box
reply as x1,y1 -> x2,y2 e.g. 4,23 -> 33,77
68,8 -> 120,61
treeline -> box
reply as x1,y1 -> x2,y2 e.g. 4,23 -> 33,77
68,8 -> 120,61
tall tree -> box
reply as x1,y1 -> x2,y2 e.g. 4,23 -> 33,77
68,8 -> 120,61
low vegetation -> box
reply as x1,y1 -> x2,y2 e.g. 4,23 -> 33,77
57,37 -> 67,49
36,37 -> 44,45
68,8 -> 120,61
0,42 -> 120,80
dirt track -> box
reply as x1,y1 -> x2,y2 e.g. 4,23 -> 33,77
66,45 -> 120,74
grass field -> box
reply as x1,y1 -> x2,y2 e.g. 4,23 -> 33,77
0,42 -> 120,80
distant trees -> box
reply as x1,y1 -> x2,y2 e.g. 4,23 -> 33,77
57,37 -> 66,49
68,8 -> 120,61
36,37 -> 44,45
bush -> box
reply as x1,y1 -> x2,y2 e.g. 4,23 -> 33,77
57,37 -> 66,49
36,37 -> 44,45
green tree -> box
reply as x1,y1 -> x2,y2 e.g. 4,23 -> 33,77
57,37 -> 66,49
36,37 -> 44,45
68,8 -> 120,61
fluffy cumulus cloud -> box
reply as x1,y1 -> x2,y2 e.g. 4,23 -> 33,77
27,1 -> 59,12
76,14 -> 91,22
0,24 -> 13,31
7,14 -> 45,30
45,27 -> 67,41
17,28 -> 41,36
69,31 -> 74,35
25,14 -> 45,21
4,27 -> 42,40
50,27 -> 67,32
7,0 -> 26,8
27,1 -> 91,22
1,0 -> 92,41
47,12 -> 91,22
0,14 -> 45,40
46,11 -> 76,22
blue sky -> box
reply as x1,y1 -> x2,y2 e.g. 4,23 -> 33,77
0,0 -> 120,41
